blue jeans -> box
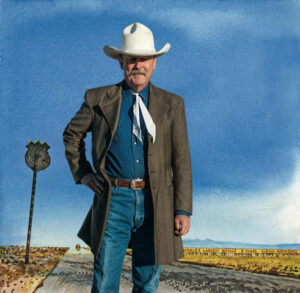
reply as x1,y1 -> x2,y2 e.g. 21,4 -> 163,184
91,186 -> 162,293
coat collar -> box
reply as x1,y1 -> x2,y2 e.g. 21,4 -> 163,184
148,82 -> 166,126
98,81 -> 167,151
98,82 -> 123,135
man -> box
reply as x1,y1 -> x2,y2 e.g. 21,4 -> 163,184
63,22 -> 192,292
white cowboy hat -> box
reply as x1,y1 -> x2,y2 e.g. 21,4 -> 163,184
103,22 -> 170,59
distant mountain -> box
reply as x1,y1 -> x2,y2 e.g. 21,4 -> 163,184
183,238 -> 300,250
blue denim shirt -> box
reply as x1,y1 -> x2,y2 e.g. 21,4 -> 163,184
105,80 -> 190,217
105,80 -> 149,180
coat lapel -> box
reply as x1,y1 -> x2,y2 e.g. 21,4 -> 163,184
147,82 -> 167,155
148,83 -> 165,126
98,81 -> 166,156
99,83 -> 122,136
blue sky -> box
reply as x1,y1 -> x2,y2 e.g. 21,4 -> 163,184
1,0 -> 300,247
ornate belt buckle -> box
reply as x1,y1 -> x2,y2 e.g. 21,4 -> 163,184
130,178 -> 143,190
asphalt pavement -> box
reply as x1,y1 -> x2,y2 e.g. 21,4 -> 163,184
35,249 -> 300,293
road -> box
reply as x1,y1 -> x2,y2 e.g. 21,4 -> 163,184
36,250 -> 300,293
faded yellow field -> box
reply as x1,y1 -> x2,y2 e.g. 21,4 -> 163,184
177,248 -> 300,278
0,246 -> 68,293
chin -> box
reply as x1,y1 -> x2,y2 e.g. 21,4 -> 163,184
131,79 -> 148,87
133,76 -> 146,83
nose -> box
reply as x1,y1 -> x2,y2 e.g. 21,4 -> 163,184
134,60 -> 143,69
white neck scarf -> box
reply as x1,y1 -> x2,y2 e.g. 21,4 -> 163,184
132,93 -> 156,144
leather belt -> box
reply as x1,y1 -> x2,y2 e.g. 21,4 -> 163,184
109,177 -> 149,190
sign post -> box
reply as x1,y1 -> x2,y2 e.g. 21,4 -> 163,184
24,140 -> 50,264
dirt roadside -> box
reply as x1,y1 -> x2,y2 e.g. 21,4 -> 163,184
34,250 -> 300,293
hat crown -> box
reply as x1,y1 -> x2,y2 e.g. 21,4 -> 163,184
121,23 -> 156,52
103,22 -> 170,59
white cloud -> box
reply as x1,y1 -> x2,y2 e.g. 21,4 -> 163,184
30,228 -> 85,248
188,149 -> 300,244
1,0 -> 107,30
150,4 -> 300,43
3,1 -> 300,43
278,151 -> 300,242
151,8 -> 246,43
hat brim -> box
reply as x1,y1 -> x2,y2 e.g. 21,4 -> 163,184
103,43 -> 171,60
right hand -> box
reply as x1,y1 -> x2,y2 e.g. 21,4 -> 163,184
81,173 -> 105,196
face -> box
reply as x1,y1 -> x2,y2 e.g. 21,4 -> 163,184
119,55 -> 157,92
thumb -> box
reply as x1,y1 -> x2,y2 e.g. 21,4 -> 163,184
174,217 -> 180,230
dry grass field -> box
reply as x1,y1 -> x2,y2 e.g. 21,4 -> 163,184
1,246 -> 299,292
178,248 -> 300,279
0,246 -> 68,293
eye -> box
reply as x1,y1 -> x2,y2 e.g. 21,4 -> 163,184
128,57 -> 137,63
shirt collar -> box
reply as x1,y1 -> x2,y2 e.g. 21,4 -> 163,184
122,79 -> 149,103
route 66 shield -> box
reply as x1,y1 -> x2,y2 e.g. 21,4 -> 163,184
25,140 -> 50,171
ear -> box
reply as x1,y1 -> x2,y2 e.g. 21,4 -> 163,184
153,57 -> 157,70
119,55 -> 124,70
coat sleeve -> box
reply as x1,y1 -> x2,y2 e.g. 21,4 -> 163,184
63,92 -> 94,184
171,97 -> 193,215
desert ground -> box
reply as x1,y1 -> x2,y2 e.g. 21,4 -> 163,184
35,249 -> 300,293
1,246 -> 300,292
0,246 -> 68,293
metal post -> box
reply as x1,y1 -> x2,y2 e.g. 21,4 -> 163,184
24,140 -> 50,264
25,153 -> 37,264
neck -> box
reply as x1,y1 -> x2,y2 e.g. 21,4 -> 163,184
131,85 -> 145,93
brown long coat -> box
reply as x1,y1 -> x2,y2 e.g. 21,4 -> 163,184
63,81 -> 192,265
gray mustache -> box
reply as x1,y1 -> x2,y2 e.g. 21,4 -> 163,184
130,69 -> 146,76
